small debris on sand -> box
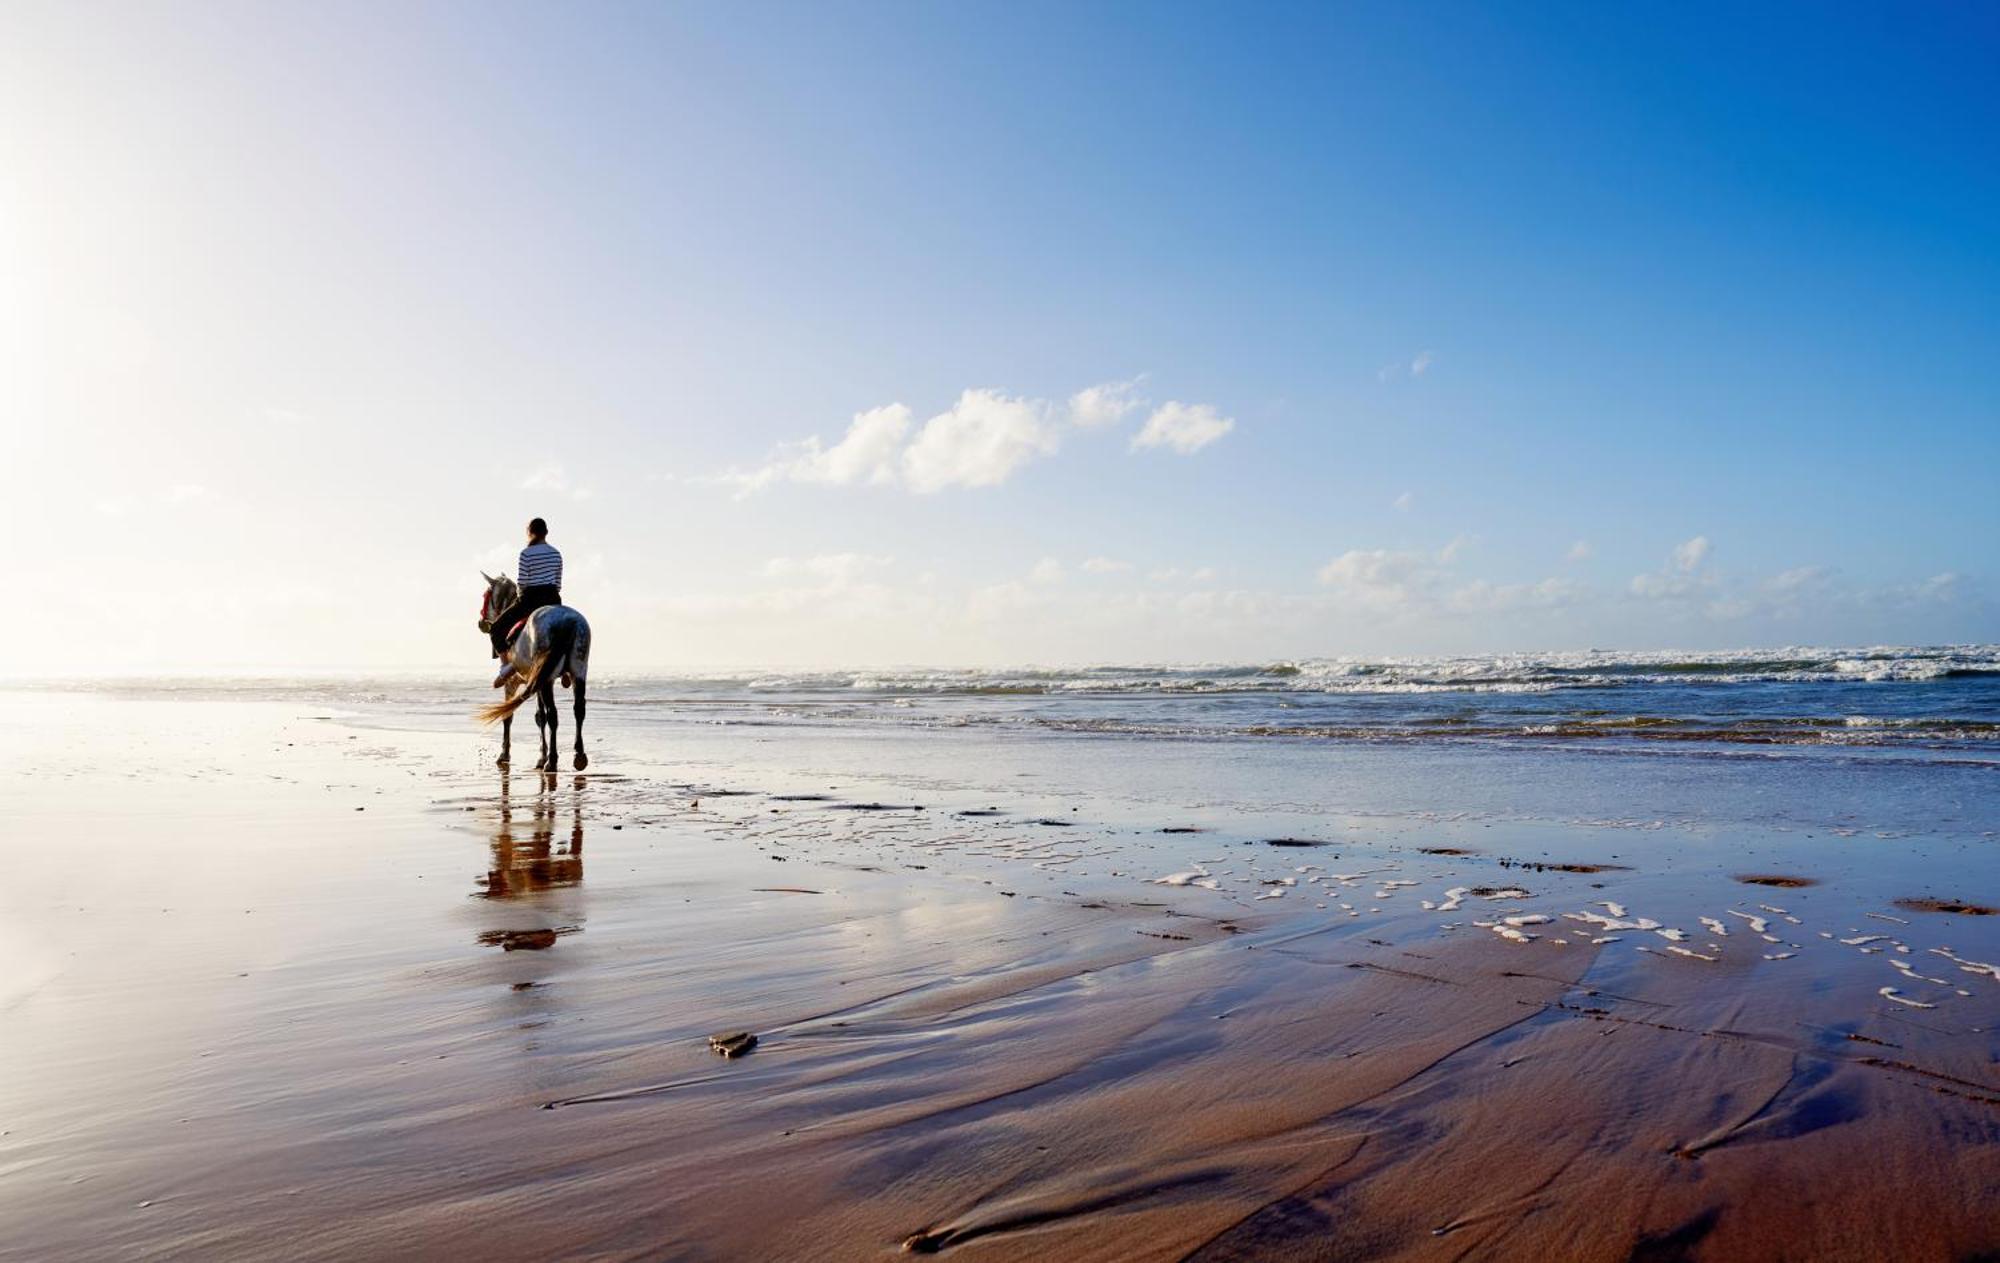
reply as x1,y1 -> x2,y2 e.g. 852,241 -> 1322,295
708,1031 -> 758,1058
477,928 -> 566,951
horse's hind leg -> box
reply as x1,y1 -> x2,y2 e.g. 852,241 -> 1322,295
498,712 -> 513,768
572,677 -> 588,771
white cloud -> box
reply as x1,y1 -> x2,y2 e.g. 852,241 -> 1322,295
720,392 -> 1058,495
1393,490 -> 1414,512
1446,576 -> 1583,613
762,553 -> 892,583
1672,535 -> 1711,574
520,465 -> 594,500
1315,548 -> 1438,612
1029,557 -> 1065,584
902,390 -> 1060,493
722,404 -> 913,494
1081,557 -> 1133,574
1767,565 -> 1829,594
1068,377 -> 1146,428
1633,536 -> 1715,600
1318,543 -> 1577,619
1131,401 -> 1234,454
1378,350 -> 1438,381
718,381 -> 1233,492
1629,572 -> 1689,599
1567,540 -> 1593,562
1914,572 -> 1964,602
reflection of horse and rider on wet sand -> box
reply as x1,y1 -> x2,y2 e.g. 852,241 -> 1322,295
477,517 -> 592,773
478,774 -> 584,900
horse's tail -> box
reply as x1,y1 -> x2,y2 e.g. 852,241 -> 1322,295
477,616 -> 577,725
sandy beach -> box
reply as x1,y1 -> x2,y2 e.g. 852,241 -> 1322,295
2,681 -> 1996,1261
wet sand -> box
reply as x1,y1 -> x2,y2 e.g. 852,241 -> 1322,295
2,692 -> 1998,1261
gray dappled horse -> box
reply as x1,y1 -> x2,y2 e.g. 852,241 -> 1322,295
477,572 -> 592,772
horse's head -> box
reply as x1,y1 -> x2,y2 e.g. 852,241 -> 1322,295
478,571 -> 519,633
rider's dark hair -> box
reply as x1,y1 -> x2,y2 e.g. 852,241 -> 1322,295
528,517 -> 548,538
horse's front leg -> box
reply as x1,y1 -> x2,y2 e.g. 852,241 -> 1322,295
541,682 -> 560,779
571,676 -> 588,771
534,697 -> 550,772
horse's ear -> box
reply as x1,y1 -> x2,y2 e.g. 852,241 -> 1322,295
481,571 -> 494,584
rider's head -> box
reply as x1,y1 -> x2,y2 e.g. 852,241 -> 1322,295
527,517 -> 547,542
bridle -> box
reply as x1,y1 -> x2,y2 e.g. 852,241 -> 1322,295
479,576 -> 515,634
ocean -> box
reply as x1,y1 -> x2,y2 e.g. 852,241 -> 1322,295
30,643 -> 1999,841
45,643 -> 2000,753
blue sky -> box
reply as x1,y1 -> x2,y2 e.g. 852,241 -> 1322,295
4,2 -> 1995,669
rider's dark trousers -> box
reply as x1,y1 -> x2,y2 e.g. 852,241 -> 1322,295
490,586 -> 562,656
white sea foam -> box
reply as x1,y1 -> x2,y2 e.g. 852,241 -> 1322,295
1879,987 -> 1936,1009
1930,947 -> 2000,983
1565,910 -> 1661,932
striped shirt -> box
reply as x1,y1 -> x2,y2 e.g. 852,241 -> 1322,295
517,541 -> 563,589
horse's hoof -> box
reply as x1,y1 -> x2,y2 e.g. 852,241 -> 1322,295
496,756 -> 510,769
573,752 -> 589,771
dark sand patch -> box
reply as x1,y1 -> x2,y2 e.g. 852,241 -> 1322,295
1264,838 -> 1329,848
1159,826 -> 1206,834
1893,897 -> 1998,916
1418,846 -> 1477,856
1500,859 -> 1631,873
1735,873 -> 1820,889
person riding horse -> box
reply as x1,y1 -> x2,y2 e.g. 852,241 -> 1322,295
490,517 -> 563,687
478,518 -> 591,773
